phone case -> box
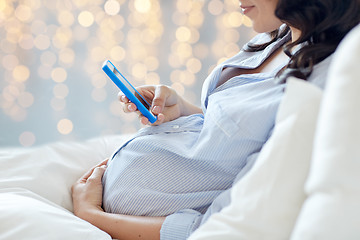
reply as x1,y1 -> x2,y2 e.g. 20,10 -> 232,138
102,60 -> 157,123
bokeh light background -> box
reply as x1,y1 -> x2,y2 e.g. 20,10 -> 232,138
0,0 -> 255,147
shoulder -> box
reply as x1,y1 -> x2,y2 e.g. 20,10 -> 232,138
307,55 -> 334,89
309,24 -> 360,89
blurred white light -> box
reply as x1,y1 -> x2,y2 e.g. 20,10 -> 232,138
53,83 -> 69,99
104,0 -> 121,16
13,65 -> 30,82
78,11 -> 94,27
57,118 -> 73,135
19,131 -> 36,147
134,0 -> 151,13
15,5 -> 33,22
51,67 -> 67,83
34,34 -> 50,50
18,34 -> 34,50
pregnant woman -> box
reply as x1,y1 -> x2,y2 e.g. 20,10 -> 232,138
72,0 -> 360,239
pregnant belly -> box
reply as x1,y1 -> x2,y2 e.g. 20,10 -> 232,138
101,134 -> 234,216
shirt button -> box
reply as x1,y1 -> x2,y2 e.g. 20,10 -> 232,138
172,125 -> 180,129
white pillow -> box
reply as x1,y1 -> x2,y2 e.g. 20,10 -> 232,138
0,134 -> 132,240
0,134 -> 131,211
0,188 -> 111,240
189,78 -> 323,240
290,24 -> 360,239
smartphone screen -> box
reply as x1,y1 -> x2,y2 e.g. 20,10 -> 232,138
102,60 -> 157,123
106,62 -> 151,109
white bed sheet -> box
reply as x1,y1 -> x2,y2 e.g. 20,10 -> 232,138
0,134 -> 132,240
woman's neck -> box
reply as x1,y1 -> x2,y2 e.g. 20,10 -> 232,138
290,27 -> 301,42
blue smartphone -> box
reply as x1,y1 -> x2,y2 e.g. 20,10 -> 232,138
102,60 -> 157,123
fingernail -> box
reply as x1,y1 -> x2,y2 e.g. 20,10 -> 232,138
141,117 -> 149,125
158,114 -> 164,122
152,106 -> 160,114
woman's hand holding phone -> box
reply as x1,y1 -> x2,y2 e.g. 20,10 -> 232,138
119,85 -> 182,125
119,85 -> 203,126
102,60 -> 202,125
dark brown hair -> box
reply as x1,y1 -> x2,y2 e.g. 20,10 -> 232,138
247,0 -> 360,82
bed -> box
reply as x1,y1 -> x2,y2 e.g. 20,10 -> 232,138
0,134 -> 131,240
1,24 -> 359,240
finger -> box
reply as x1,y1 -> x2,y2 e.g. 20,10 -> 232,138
151,104 -> 181,126
87,165 -> 107,183
123,102 -> 137,113
127,103 -> 137,112
79,159 -> 108,182
140,115 -> 149,125
118,93 -> 129,103
150,113 -> 165,126
99,158 -> 109,166
151,86 -> 171,114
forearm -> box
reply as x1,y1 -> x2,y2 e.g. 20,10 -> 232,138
79,206 -> 165,240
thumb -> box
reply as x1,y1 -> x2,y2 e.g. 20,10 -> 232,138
151,86 -> 172,114
87,165 -> 106,183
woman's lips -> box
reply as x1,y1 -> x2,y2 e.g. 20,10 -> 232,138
240,5 -> 255,14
